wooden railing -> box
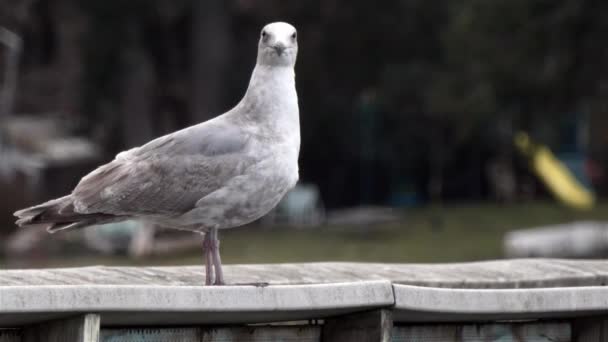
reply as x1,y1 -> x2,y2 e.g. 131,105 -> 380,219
1,259 -> 607,341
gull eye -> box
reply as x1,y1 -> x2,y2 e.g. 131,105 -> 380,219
261,30 -> 267,39
291,32 -> 297,40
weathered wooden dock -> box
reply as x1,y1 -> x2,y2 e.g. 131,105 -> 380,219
1,259 -> 607,341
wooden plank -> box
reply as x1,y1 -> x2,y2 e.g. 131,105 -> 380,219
101,326 -> 320,341
393,322 -> 570,342
572,316 -> 608,342
0,281 -> 393,327
22,314 -> 99,342
392,284 -> 608,323
0,329 -> 22,342
322,309 -> 392,342
3,259 -> 608,289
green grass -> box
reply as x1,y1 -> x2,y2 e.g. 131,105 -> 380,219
6,201 -> 608,268
217,201 -> 608,264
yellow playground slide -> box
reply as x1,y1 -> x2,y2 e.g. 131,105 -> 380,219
514,132 -> 595,210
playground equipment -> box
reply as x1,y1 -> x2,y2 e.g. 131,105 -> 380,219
515,132 -> 595,210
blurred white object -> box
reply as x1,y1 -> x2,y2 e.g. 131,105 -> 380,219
4,226 -> 46,256
0,143 -> 43,182
128,222 -> 157,258
42,137 -> 99,163
0,115 -> 100,189
83,220 -> 144,255
4,115 -> 99,161
504,221 -> 608,258
263,183 -> 325,227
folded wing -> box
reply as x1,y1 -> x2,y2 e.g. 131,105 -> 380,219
74,121 -> 252,217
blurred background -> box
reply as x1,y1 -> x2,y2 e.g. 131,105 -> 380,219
1,0 -> 608,268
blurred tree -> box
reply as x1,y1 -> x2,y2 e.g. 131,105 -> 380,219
191,0 -> 233,122
120,22 -> 155,148
2,0 -> 608,209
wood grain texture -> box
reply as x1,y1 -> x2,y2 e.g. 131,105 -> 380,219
322,309 -> 392,342
0,330 -> 21,342
101,326 -> 320,342
2,259 -> 608,288
22,314 -> 99,342
393,322 -> 571,342
573,316 -> 608,342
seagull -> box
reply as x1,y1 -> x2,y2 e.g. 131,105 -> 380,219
14,22 -> 300,286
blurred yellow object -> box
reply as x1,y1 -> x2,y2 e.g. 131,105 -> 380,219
514,132 -> 595,210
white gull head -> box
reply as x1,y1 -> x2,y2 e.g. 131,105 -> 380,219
257,22 -> 298,67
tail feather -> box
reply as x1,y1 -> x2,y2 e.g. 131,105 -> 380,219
14,196 -> 73,226
46,219 -> 112,233
14,195 -> 123,232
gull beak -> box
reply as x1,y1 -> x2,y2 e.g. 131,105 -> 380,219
273,43 -> 286,56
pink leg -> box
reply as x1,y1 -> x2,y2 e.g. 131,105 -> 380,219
202,232 -> 214,285
209,228 -> 225,285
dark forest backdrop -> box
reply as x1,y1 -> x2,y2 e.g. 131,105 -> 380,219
1,0 -> 608,210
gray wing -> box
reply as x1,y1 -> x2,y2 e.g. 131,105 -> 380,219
72,121 -> 253,216
126,122 -> 247,158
